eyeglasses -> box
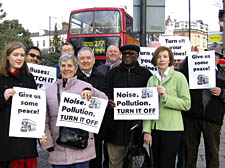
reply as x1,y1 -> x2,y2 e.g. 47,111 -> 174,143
122,51 -> 137,56
28,53 -> 41,60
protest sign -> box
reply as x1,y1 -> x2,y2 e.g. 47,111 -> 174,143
159,36 -> 191,59
138,47 -> 158,75
188,51 -> 216,89
9,87 -> 46,138
56,92 -> 108,134
28,63 -> 56,90
114,87 -> 159,120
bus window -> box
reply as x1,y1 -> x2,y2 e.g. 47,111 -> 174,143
70,10 -> 121,35
67,7 -> 139,63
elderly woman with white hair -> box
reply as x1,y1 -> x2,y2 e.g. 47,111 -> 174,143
40,54 -> 108,168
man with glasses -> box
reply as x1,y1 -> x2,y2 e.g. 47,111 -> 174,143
26,46 -> 41,64
102,44 -> 152,168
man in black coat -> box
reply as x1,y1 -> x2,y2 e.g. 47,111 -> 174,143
179,46 -> 225,168
77,46 -> 105,168
103,44 -> 152,168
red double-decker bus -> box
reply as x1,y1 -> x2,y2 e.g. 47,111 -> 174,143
67,7 -> 139,65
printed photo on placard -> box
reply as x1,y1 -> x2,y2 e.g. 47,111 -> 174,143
188,51 -> 216,89
114,87 -> 159,120
9,87 -> 46,138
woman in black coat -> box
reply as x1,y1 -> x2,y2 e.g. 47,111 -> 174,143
0,41 -> 38,168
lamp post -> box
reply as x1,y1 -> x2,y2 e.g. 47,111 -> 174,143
188,0 -> 191,41
49,16 -> 57,53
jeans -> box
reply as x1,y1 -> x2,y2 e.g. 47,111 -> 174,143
52,161 -> 89,168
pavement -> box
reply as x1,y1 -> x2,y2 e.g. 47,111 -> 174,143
37,120 -> 225,168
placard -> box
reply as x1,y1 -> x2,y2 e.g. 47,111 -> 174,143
114,87 -> 159,120
188,51 -> 216,89
28,63 -> 57,90
159,36 -> 191,60
56,92 -> 108,134
138,47 -> 158,75
9,87 -> 46,138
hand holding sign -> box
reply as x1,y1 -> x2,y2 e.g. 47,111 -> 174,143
4,88 -> 16,101
157,86 -> 166,99
210,87 -> 221,96
81,89 -> 92,101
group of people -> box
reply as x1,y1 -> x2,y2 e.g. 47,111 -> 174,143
0,40 -> 224,168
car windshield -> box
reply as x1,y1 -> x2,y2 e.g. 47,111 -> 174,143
70,10 -> 121,34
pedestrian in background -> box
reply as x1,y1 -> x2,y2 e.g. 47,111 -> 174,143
143,46 -> 191,168
103,44 -> 152,168
26,46 -> 41,64
97,45 -> 121,78
179,45 -> 225,168
40,53 -> 107,168
0,41 -> 38,168
56,42 -> 75,79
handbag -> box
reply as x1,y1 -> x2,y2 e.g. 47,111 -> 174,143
56,127 -> 89,150
123,145 -> 151,168
123,125 -> 154,168
55,82 -> 89,150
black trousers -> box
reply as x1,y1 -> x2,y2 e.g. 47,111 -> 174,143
184,118 -> 221,168
89,134 -> 103,168
152,130 -> 182,168
0,161 -> 9,168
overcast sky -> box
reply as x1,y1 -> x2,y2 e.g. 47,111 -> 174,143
0,0 -> 222,32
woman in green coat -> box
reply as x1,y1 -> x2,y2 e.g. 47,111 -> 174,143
143,46 -> 190,168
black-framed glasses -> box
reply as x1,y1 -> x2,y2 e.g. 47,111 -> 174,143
121,51 -> 137,56
28,53 -> 41,60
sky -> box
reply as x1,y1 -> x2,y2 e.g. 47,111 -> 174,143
0,0 -> 223,33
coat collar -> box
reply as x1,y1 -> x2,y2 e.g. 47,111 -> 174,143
153,68 -> 175,85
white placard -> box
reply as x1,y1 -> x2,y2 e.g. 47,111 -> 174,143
28,63 -> 57,90
159,36 -> 191,60
9,87 -> 46,138
56,92 -> 108,134
114,87 -> 159,120
188,51 -> 216,89
138,47 -> 158,75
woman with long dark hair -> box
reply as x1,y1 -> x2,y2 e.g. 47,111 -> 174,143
0,41 -> 38,168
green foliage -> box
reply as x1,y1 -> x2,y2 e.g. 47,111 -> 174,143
0,19 -> 33,56
50,23 -> 62,53
40,52 -> 60,66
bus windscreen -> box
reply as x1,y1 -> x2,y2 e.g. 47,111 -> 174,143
69,10 -> 121,35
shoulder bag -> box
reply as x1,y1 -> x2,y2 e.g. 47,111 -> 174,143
55,82 -> 89,150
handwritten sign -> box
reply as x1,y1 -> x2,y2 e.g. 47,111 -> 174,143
9,87 -> 46,138
114,87 -> 159,120
28,63 -> 56,90
56,92 -> 108,134
188,51 -> 216,89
